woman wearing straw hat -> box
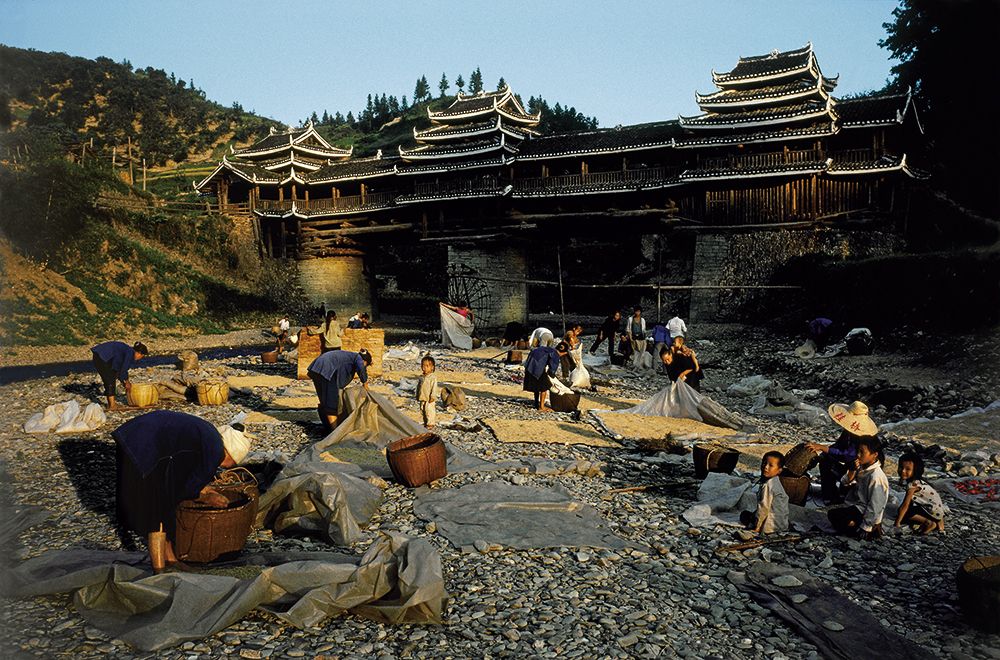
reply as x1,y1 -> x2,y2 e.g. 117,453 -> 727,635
806,401 -> 879,504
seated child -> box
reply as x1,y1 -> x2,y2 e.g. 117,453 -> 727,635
894,452 -> 946,534
827,436 -> 889,540
740,451 -> 789,534
417,355 -> 439,428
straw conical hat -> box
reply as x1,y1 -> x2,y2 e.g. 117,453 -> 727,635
827,401 -> 878,436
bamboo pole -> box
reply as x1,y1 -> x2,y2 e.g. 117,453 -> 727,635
557,244 -> 566,335
142,158 -> 147,191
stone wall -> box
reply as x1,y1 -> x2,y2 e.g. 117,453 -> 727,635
447,245 -> 528,329
688,228 -> 902,322
297,254 -> 374,318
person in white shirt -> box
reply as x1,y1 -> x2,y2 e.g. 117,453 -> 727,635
666,315 -> 687,339
827,436 -> 889,540
741,451 -> 790,534
529,326 -> 555,348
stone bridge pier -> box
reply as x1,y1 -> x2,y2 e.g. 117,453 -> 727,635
297,247 -> 375,319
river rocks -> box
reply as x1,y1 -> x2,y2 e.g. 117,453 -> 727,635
771,574 -> 804,588
822,620 -> 845,632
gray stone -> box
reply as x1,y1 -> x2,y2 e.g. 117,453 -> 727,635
771,575 -> 803,588
822,620 -> 845,632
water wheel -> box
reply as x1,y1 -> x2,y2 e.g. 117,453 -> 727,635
447,264 -> 493,330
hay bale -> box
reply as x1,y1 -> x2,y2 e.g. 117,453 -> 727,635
342,328 -> 385,378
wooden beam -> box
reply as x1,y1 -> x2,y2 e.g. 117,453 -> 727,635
300,223 -> 414,241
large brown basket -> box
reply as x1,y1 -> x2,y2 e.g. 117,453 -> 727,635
386,433 -> 447,487
783,443 -> 820,477
174,490 -> 258,563
957,555 -> 1000,633
692,443 -> 740,480
779,474 -> 811,506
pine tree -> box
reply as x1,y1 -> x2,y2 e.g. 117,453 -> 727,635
438,72 -> 449,98
455,74 -> 465,93
469,67 -> 483,94
401,95 -> 409,109
321,110 -> 330,124
346,111 -> 355,125
414,76 -> 430,102
497,76 -> 506,90
334,111 -> 345,125
310,111 -> 319,124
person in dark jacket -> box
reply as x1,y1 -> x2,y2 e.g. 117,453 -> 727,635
523,342 -> 569,411
113,411 -> 250,564
590,310 -> 622,357
807,401 -> 880,504
307,349 -> 372,431
659,336 -> 704,391
91,341 -> 149,410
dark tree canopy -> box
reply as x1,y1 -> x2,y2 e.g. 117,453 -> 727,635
438,73 -> 449,98
468,67 -> 483,94
881,0 -> 1000,214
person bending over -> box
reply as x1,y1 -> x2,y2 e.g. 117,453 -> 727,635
523,341 -> 569,412
91,340 -> 149,410
307,348 -> 372,432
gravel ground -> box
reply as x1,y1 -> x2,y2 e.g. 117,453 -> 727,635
1,323 -> 998,659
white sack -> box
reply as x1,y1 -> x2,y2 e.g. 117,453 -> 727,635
24,400 -> 106,434
440,304 -> 473,350
569,346 -> 591,389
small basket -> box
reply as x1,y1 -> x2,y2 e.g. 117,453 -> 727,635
692,443 -> 740,480
174,491 -> 257,563
127,383 -> 159,408
779,474 -> 811,506
386,433 -> 447,487
261,350 -> 279,364
196,380 -> 230,406
783,443 -> 820,477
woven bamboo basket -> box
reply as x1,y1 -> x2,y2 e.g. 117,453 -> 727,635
779,474 -> 811,506
957,556 -> 1000,632
174,491 -> 258,563
692,444 -> 739,480
261,350 -> 279,364
127,383 -> 159,408
196,380 -> 230,406
386,433 -> 447,487
783,443 -> 820,477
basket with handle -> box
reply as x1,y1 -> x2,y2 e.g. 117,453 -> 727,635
174,490 -> 258,563
386,433 -> 447,487
127,382 -> 159,408
196,380 -> 230,406
692,443 -> 740,480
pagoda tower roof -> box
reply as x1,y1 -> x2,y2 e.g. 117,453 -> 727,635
232,120 -> 353,159
426,87 -> 540,125
711,43 -> 833,89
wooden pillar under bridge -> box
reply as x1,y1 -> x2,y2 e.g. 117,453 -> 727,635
304,188 -> 309,210
279,188 -> 284,202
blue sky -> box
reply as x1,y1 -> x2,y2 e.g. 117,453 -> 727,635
0,0 -> 900,128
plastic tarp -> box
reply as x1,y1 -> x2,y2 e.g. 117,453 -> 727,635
413,482 -> 638,550
23,400 -> 106,434
0,532 -> 448,651
682,473 -> 834,532
440,304 -> 473,350
608,380 -> 747,430
568,345 -> 591,389
730,561 -> 935,660
384,342 -> 425,360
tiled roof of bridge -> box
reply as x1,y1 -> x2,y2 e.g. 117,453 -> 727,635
396,155 -> 511,175
304,154 -> 399,183
696,79 -> 832,108
400,136 -> 514,160
835,92 -> 914,128
515,121 -> 683,160
674,122 -> 837,148
680,100 -> 834,129
680,159 -> 829,182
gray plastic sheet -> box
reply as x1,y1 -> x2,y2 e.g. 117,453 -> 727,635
609,380 -> 748,430
730,561 -> 934,660
414,482 -> 638,550
0,532 -> 447,651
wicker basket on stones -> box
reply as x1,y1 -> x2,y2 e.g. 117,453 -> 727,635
783,443 -> 820,477
957,555 -> 1000,633
386,433 -> 447,487
127,383 -> 159,408
692,443 -> 739,480
196,380 -> 230,406
174,490 -> 257,563
261,350 -> 279,364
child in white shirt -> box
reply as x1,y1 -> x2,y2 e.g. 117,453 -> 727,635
741,451 -> 790,534
828,436 -> 889,540
417,355 -> 439,428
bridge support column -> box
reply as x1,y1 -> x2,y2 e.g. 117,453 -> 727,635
447,244 -> 528,330
688,233 -> 730,322
297,247 -> 375,318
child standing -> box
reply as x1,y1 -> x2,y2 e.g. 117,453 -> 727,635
827,436 -> 889,540
741,451 -> 790,534
417,355 -> 439,428
895,453 -> 946,534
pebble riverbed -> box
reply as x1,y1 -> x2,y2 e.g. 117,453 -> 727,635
1,323 -> 998,659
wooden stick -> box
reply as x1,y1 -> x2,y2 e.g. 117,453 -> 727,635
715,534 -> 808,553
601,485 -> 652,499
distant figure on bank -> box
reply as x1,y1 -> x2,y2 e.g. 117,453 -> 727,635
441,301 -> 474,324
91,340 -> 149,410
307,348 -> 372,432
348,312 -> 371,329
625,307 -> 648,369
659,336 -> 703,391
895,453 -> 946,534
806,401 -> 879,504
308,310 -> 342,353
590,309 -> 622,357
529,326 -> 556,348
501,321 -> 527,346
808,317 -> 834,349
523,341 -> 570,412
827,435 -> 889,540
417,355 -> 439,428
276,315 -> 291,354
113,410 -> 251,564
651,321 -> 671,364
740,451 -> 789,534
666,315 -> 687,340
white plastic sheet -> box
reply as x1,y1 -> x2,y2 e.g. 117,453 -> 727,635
568,346 -> 591,389
23,400 -> 106,434
385,342 -> 424,360
439,304 -> 473,350
610,380 -> 746,430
